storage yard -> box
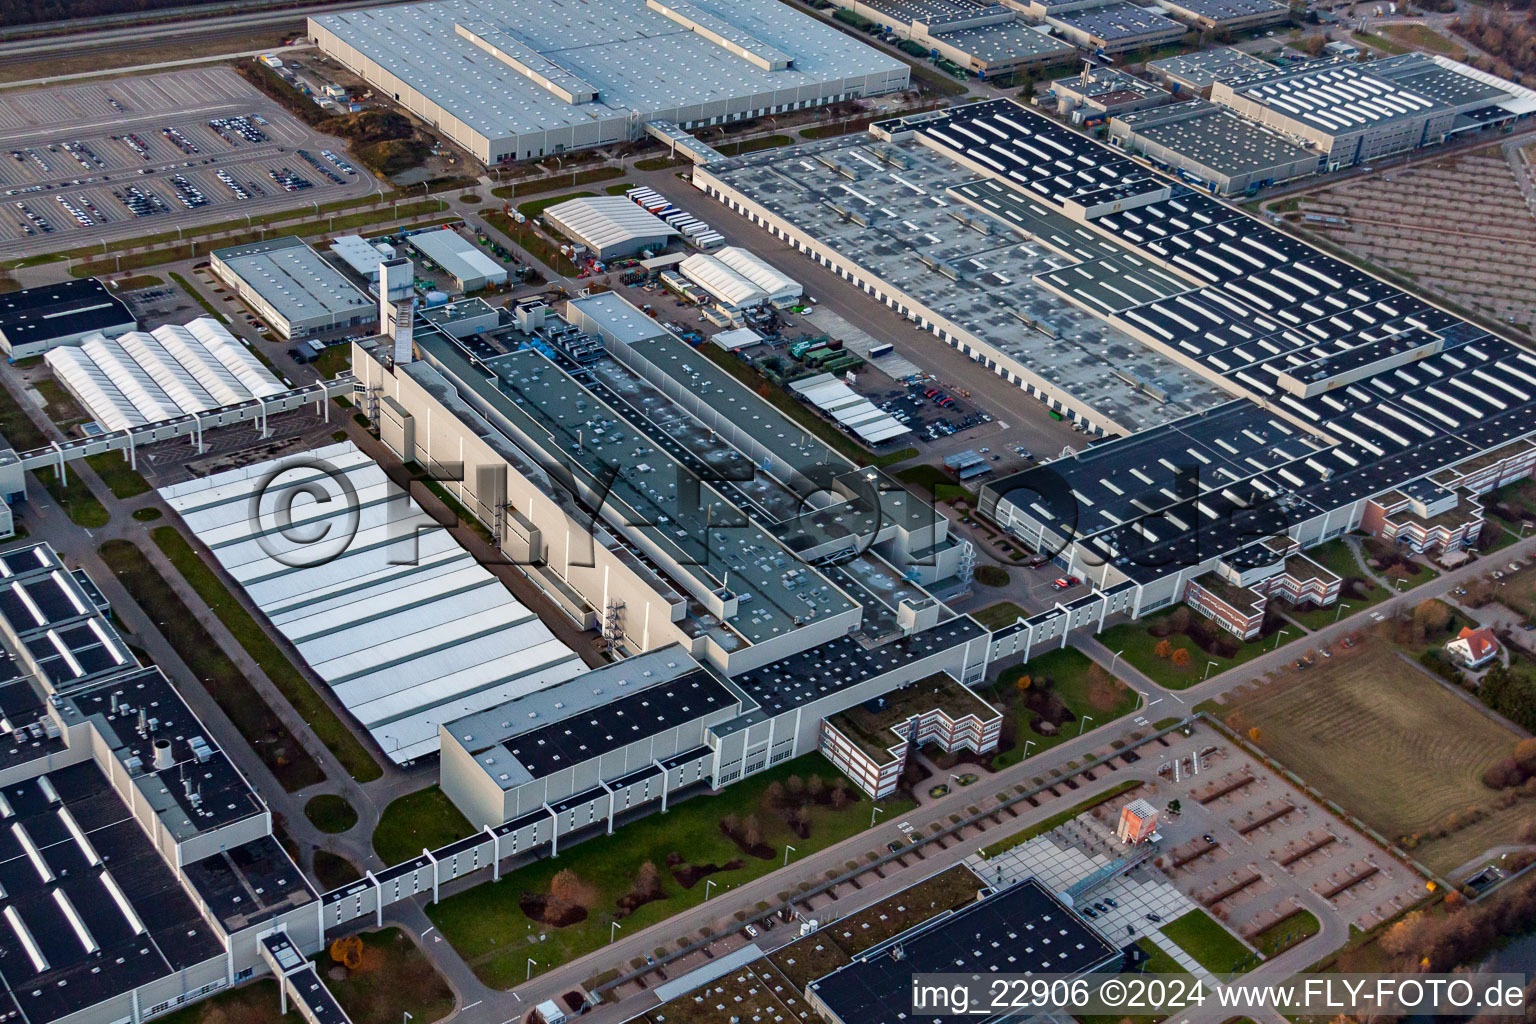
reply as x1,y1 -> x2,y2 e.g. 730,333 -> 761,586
1291,145 -> 1536,334
0,67 -> 375,258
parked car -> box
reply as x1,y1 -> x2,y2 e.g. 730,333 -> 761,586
744,924 -> 759,938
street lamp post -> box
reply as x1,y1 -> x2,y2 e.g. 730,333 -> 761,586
1203,660 -> 1217,681
1022,739 -> 1035,758
1272,627 -> 1291,650
1077,714 -> 1094,736
611,921 -> 622,944
705,879 -> 716,900
526,958 -> 537,982
871,804 -> 884,829
784,844 -> 796,867
1334,601 -> 1353,623
1109,649 -> 1123,675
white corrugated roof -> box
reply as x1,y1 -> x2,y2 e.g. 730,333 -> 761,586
158,441 -> 585,763
788,372 -> 911,444
407,227 -> 509,286
679,253 -> 766,308
45,317 -> 284,433
545,195 -> 680,253
713,246 -> 801,301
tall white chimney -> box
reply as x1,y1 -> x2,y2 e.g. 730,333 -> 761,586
380,256 -> 416,364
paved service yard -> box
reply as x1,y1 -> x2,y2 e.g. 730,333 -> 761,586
1152,738 -> 1425,937
0,67 -> 376,258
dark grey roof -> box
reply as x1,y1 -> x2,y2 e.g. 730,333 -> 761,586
0,279 -> 134,349
809,877 -> 1120,1024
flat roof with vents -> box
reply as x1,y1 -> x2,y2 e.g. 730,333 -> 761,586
808,877 -> 1119,1024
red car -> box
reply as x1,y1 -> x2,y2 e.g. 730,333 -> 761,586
1051,576 -> 1081,590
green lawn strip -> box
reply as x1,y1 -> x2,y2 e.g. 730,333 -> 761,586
169,272 -> 223,320
1251,908 -> 1320,957
1352,30 -> 1412,54
984,647 -> 1141,767
1160,908 -> 1255,974
0,378 -> 48,451
694,342 -> 916,468
151,979 -> 298,1024
133,507 -> 162,521
516,191 -> 597,221
313,344 -> 352,379
894,463 -> 975,504
1136,937 -> 1189,975
428,755 -> 914,988
313,928 -> 456,1024
634,154 -> 689,172
972,601 -> 1027,631
305,793 -> 359,834
72,202 -> 452,277
151,525 -> 383,782
85,452 -> 150,499
1098,608 -> 1294,690
36,466 -> 110,528
482,209 -> 581,276
979,779 -> 1141,859
604,181 -> 639,196
97,538 -> 324,791
373,785 -> 474,865
492,166 -> 626,199
32,378 -> 86,423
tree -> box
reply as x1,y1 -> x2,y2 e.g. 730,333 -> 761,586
1154,638 -> 1174,659
1015,674 -> 1032,695
831,786 -> 849,810
786,775 -> 806,799
329,935 -> 363,971
1168,606 -> 1192,633
1167,799 -> 1181,815
634,861 -> 664,900
1513,738 -> 1536,775
744,814 -> 764,849
1248,726 -> 1262,742
762,781 -> 787,809
551,869 -> 585,905
722,812 -> 743,836
807,774 -> 827,802
1170,647 -> 1191,668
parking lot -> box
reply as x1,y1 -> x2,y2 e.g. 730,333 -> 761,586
0,67 -> 376,257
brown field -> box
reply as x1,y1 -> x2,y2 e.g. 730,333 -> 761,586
1223,635 -> 1530,874
1292,146 -> 1536,333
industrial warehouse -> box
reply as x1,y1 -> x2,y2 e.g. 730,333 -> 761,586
210,235 -> 375,339
307,0 -> 909,163
1209,53 -> 1536,169
1109,99 -> 1323,194
689,96 -> 1536,660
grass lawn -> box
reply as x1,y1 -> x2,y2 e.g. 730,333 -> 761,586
152,526 -> 382,782
1279,538 -> 1400,630
1223,634 -> 1530,874
0,379 -> 46,451
895,463 -> 975,504
492,166 -> 624,199
1098,608 -> 1290,690
1352,29 -> 1412,54
133,506 -> 163,521
1074,938 -> 1187,1024
972,601 -> 1027,631
634,154 -> 689,172
1251,908 -> 1320,956
427,755 -> 915,988
517,190 -> 597,221
98,539 -> 323,791
373,785 -> 474,865
313,344 -> 351,379
85,452 -> 151,499
984,648 -> 1140,766
305,794 -> 359,834
979,779 -> 1142,859
314,850 -> 363,891
32,378 -> 86,425
152,980 -> 297,1024
1136,937 -> 1188,975
315,928 -> 455,1024
1378,22 -> 1465,55
36,466 -> 110,528
1160,908 -> 1254,974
